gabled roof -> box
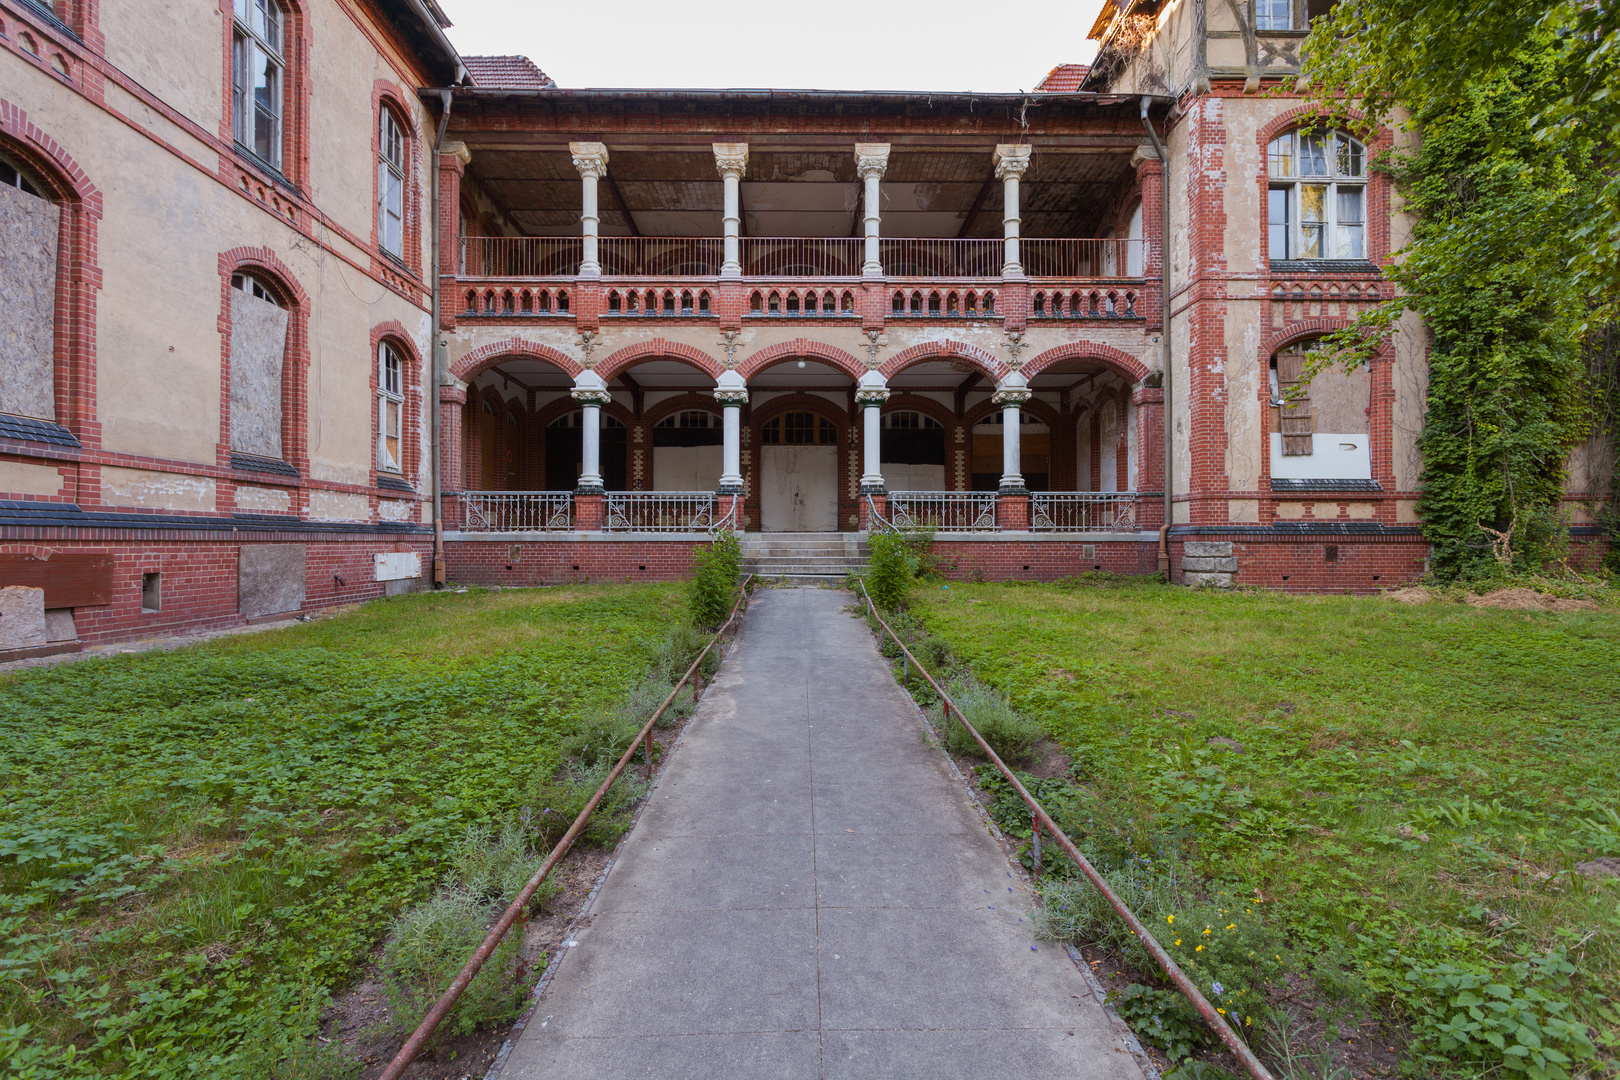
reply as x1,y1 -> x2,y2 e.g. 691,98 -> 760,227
464,55 -> 556,90
1035,64 -> 1090,92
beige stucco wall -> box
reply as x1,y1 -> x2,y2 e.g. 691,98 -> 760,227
0,459 -> 66,498
1,15 -> 434,511
100,0 -> 224,133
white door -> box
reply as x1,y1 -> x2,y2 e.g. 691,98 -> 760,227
761,445 -> 837,531
652,445 -> 723,490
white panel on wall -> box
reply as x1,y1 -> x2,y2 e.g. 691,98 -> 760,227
374,552 -> 421,582
1269,433 -> 1372,480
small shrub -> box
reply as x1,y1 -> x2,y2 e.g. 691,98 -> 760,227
688,530 -> 742,628
1108,982 -> 1211,1061
518,760 -> 650,851
380,890 -> 531,1041
444,820 -> 559,911
940,678 -> 1042,763
865,532 -> 918,611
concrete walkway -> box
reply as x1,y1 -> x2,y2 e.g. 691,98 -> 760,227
498,588 -> 1146,1080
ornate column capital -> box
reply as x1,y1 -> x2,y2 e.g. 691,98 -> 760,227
991,387 -> 1032,407
571,387 -> 613,407
442,140 -> 472,168
714,387 -> 749,407
854,142 -> 891,180
713,142 -> 749,180
993,144 -> 1032,181
569,141 -> 610,179
855,386 -> 891,407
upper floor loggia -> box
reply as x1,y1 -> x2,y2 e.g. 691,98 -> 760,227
432,84 -> 1172,328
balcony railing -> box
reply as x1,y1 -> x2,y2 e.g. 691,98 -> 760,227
457,491 -> 573,532
1029,492 -> 1144,532
459,236 -> 1147,281
605,492 -> 729,532
887,491 -> 999,532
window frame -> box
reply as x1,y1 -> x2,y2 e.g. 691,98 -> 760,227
231,0 -> 287,173
1266,128 -> 1367,262
377,340 -> 404,473
376,105 -> 406,261
1254,0 -> 1294,31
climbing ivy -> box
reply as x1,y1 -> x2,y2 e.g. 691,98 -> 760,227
1304,33 -> 1610,579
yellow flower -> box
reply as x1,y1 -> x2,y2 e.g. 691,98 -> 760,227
1167,915 -> 1174,924
1217,1008 -> 1226,1015
1175,939 -> 1181,946
1196,945 -> 1204,952
1202,928 -> 1211,935
1226,923 -> 1236,931
1245,1016 -> 1253,1026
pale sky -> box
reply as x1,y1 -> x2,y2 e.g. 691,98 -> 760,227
440,0 -> 1107,93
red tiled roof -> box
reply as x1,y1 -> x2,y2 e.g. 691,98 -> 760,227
1035,64 -> 1090,92
464,55 -> 555,90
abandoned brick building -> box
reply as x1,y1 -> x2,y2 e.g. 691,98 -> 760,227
0,0 -> 1602,653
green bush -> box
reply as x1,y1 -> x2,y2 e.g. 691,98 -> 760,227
380,890 -> 531,1043
687,530 -> 742,628
939,678 -> 1042,763
517,760 -> 650,852
865,532 -> 918,611
443,820 -> 559,911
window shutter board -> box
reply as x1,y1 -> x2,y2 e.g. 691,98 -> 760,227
1282,434 -> 1314,456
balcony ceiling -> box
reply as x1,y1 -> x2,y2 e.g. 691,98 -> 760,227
465,146 -> 1139,240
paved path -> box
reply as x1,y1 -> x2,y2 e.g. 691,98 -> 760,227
499,588 -> 1145,1080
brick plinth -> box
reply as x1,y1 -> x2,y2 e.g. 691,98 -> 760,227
929,538 -> 1159,581
1173,528 -> 1429,592
444,535 -> 708,586
996,495 -> 1029,530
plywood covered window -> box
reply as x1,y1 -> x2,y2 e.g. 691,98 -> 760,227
0,154 -> 59,422
1267,130 -> 1365,261
229,272 -> 289,460
377,341 -> 404,472
377,108 -> 405,259
232,0 -> 285,169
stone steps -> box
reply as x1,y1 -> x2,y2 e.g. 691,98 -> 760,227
740,532 -> 868,586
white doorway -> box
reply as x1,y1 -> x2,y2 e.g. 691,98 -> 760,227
760,446 -> 837,530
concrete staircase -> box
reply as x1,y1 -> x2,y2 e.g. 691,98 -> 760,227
740,532 -> 869,586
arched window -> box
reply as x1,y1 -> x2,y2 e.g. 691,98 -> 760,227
0,153 -> 59,427
377,107 -> 406,259
232,0 -> 286,170
1268,129 -> 1366,261
653,409 -> 723,447
228,270 -> 291,467
377,341 -> 404,473
761,412 -> 837,445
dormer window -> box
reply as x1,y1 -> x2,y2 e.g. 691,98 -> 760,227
1267,129 -> 1366,261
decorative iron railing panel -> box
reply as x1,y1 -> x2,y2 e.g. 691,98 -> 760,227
605,491 -> 721,532
1029,492 -> 1143,532
887,491 -> 999,532
456,491 -> 573,532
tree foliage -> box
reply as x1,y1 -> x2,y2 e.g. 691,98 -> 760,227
1301,7 -> 1619,579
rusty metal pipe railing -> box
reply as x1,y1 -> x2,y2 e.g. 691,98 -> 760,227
856,580 -> 1276,1080
377,575 -> 755,1080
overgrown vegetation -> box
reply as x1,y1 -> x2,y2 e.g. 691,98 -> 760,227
687,529 -> 743,628
909,581 -> 1620,1077
1302,8 -> 1619,580
0,585 -> 686,1078
863,528 -> 938,612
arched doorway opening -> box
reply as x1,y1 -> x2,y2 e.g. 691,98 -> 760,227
547,410 -> 627,490
1027,358 -> 1138,491
461,356 -> 578,491
759,409 -> 841,531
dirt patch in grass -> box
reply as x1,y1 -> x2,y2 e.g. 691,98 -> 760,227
1465,586 -> 1600,612
1026,737 -> 1073,779
1385,585 -> 1438,603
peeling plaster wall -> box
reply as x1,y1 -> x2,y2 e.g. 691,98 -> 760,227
101,466 -> 216,511
235,484 -> 293,512
308,489 -> 371,521
0,182 -> 60,421
1391,309 -> 1428,491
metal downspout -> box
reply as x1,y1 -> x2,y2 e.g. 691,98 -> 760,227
430,88 -> 452,587
1141,95 -> 1173,579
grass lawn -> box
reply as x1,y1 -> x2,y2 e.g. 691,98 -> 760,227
0,584 -> 685,1079
911,580 -> 1620,1076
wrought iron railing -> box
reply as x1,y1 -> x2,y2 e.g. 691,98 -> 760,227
1029,491 -> 1146,531
742,237 -> 863,277
880,238 -> 1003,278
456,491 -> 573,532
604,491 -> 723,532
1022,238 -> 1144,278
887,491 -> 999,532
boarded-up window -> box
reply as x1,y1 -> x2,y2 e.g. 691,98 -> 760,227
1274,347 -> 1313,456
230,274 -> 289,459
0,169 -> 60,422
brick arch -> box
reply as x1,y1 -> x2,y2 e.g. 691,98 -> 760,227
219,246 -> 312,473
737,338 -> 863,382
0,100 -> 102,448
1261,320 -> 1391,361
644,392 -> 723,428
1256,105 -> 1392,153
534,394 -> 634,429
597,339 -> 723,382
879,339 -> 1006,382
1022,341 -> 1150,384
451,338 -> 583,383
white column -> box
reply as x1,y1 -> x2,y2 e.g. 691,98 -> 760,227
993,144 -> 1032,278
714,143 -> 748,278
855,143 -> 890,278
571,371 -> 610,493
993,375 -> 1031,493
856,372 -> 889,493
570,142 -> 610,277
714,371 -> 748,493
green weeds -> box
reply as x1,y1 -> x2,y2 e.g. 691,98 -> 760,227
687,530 -> 743,628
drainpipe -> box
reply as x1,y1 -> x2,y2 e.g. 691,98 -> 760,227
430,88 -> 453,587
1141,95 -> 1173,580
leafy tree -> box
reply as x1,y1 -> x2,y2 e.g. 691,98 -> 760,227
1301,9 -> 1617,578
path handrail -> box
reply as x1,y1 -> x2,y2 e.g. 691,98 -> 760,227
378,575 -> 756,1080
855,580 -> 1276,1080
